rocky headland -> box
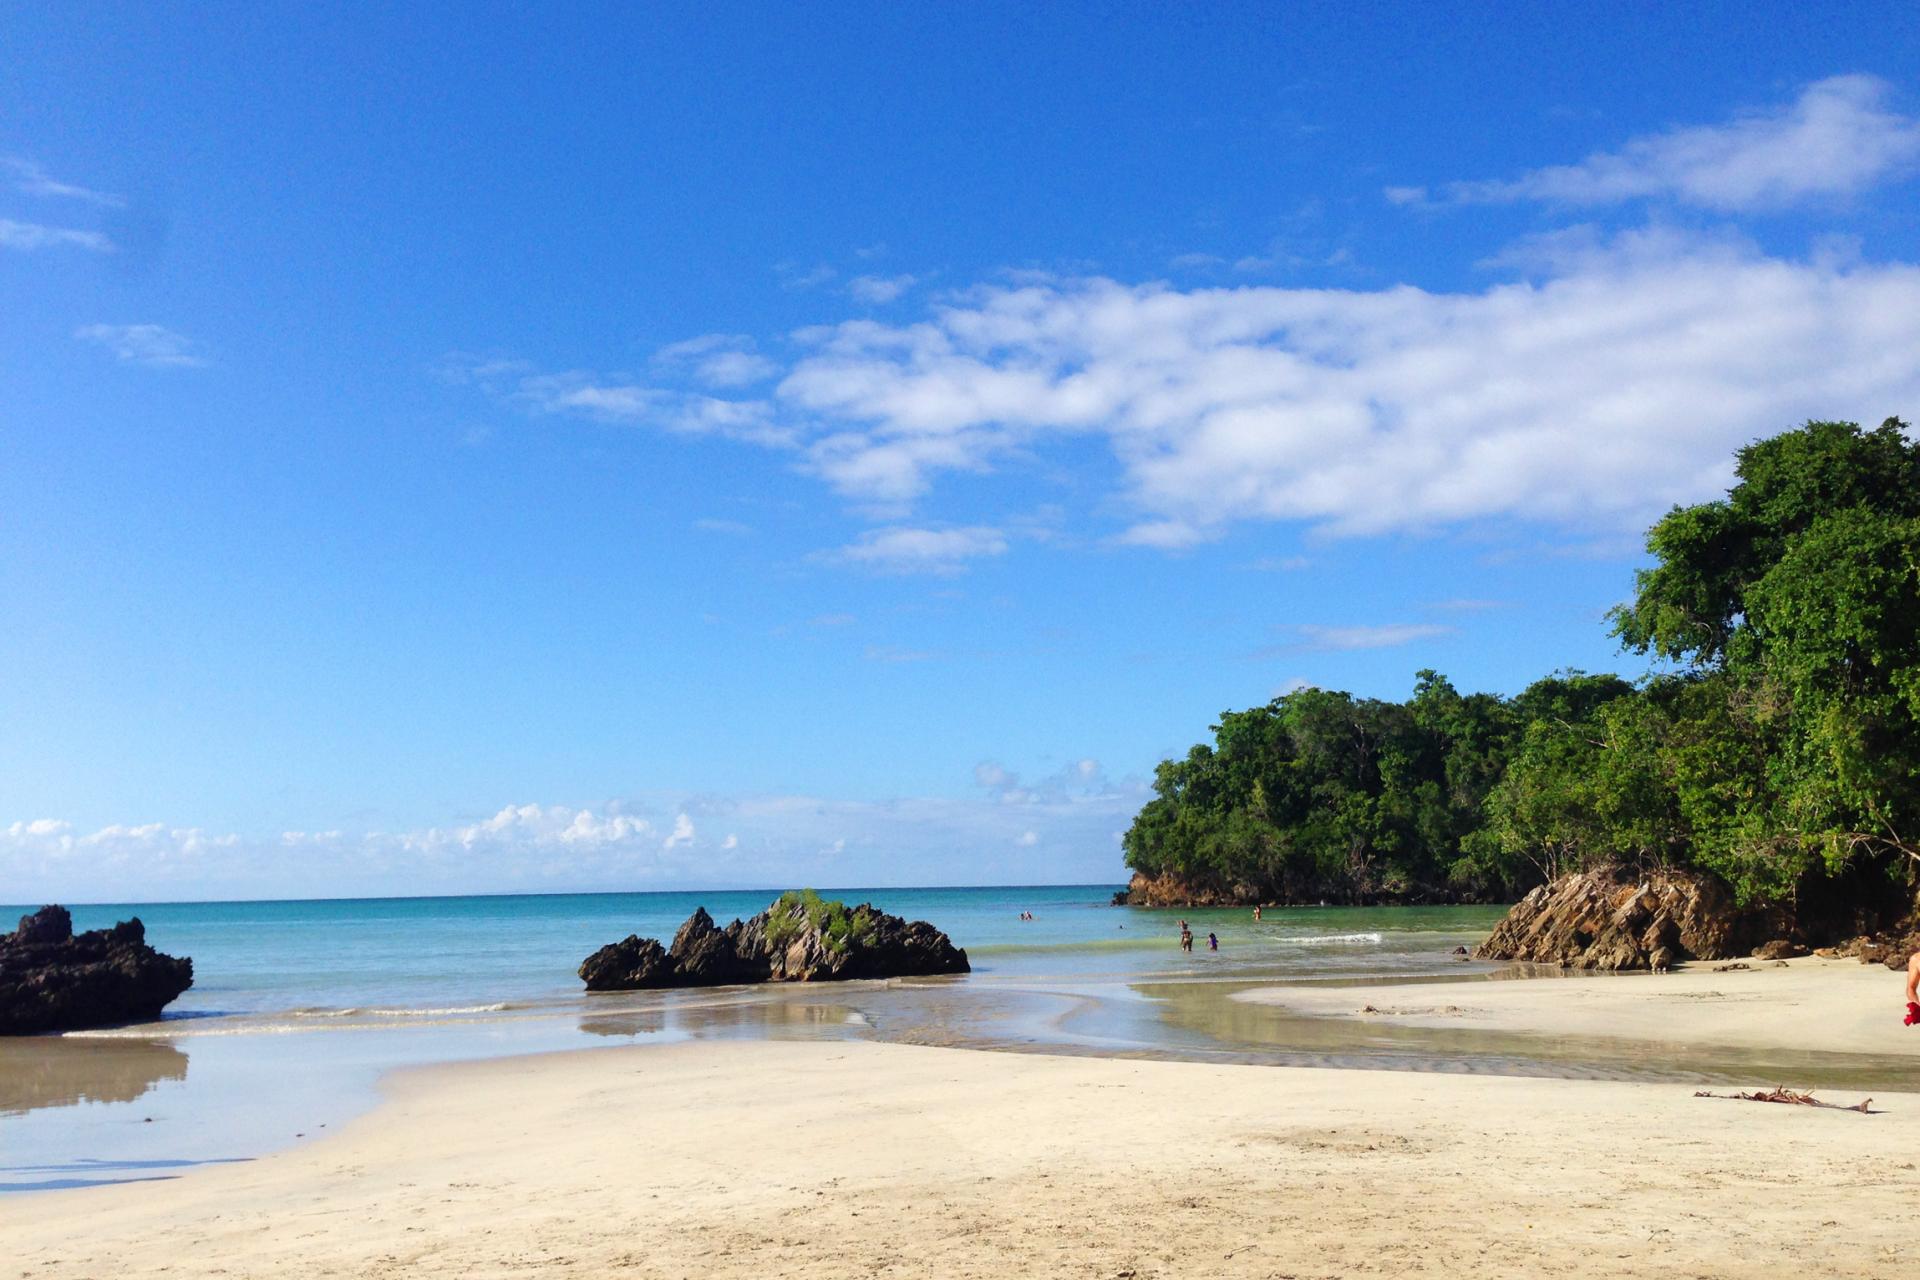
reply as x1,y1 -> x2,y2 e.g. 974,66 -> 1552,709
580,891 -> 969,991
1474,863 -> 1917,972
1,905 -> 195,1034
1120,869 -> 1485,909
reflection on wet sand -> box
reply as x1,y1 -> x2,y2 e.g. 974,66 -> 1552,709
577,986 -> 870,1040
0,1036 -> 188,1115
1134,977 -> 1920,1088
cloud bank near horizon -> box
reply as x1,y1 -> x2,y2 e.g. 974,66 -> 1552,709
1,761 -> 1144,903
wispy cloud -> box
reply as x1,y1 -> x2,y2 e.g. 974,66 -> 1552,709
3,767 -> 1149,899
651,333 -> 778,388
1262,623 -> 1454,653
827,525 -> 1009,575
0,218 -> 112,252
74,323 -> 205,368
777,262 -> 836,290
4,157 -> 124,207
848,274 -> 918,305
1389,74 -> 1920,211
443,353 -> 789,445
693,517 -> 756,536
863,644 -> 940,663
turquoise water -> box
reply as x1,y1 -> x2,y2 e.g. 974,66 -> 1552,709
8,885 -> 1498,1022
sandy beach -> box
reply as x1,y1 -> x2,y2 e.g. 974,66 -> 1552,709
8,984 -> 1920,1280
1238,954 -> 1920,1057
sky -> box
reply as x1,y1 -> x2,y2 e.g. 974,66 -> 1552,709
4,2 -> 1919,901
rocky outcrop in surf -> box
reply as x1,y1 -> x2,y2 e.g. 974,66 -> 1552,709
579,892 -> 969,992
0,905 -> 195,1034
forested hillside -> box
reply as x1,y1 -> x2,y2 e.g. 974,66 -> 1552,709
1123,419 -> 1920,912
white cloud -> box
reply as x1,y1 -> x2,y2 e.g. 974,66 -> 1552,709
445,356 -> 790,445
652,333 -> 779,388
0,219 -> 112,252
693,517 -> 756,536
1398,75 -> 1920,211
862,644 -> 940,663
74,324 -> 205,368
1271,623 -> 1454,652
770,233 -> 1920,538
829,524 -> 1009,575
778,262 -> 836,290
4,157 -> 123,206
662,812 -> 695,849
849,274 -> 918,305
1113,519 -> 1212,550
1016,830 -> 1039,847
1,767 -> 1149,900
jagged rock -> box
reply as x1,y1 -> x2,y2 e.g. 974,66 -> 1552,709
669,908 -> 768,985
578,935 -> 676,990
580,895 -> 969,991
1475,866 -> 1748,972
1753,939 -> 1809,961
1110,888 -> 1131,906
1,905 -> 194,1034
1650,946 -> 1674,973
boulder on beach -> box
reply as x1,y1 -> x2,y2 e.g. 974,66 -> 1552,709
1475,866 -> 1748,971
579,891 -> 969,991
0,905 -> 195,1034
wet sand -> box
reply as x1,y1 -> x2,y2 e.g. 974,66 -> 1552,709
1234,954 -> 1920,1057
5,1035 -> 1919,1279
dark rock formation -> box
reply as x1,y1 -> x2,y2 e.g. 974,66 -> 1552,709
580,895 -> 969,991
1825,931 -> 1920,970
1109,888 -> 1131,906
1,906 -> 194,1034
576,935 -> 677,990
1476,866 -> 1749,971
1753,939 -> 1809,961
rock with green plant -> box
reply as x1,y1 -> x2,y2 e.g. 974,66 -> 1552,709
578,891 -> 969,991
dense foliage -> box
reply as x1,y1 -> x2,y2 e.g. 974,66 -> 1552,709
766,890 -> 877,954
1124,420 -> 1920,910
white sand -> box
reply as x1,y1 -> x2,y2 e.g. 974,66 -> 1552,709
6,1029 -> 1920,1278
1236,954 -> 1920,1056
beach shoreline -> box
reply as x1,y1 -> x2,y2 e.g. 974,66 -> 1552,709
7,975 -> 1920,1278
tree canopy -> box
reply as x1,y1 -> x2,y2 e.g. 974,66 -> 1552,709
1124,419 -> 1920,909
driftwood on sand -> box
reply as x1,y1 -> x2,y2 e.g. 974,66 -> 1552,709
1693,1087 -> 1875,1113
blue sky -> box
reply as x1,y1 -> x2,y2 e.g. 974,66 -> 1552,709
4,3 -> 1919,900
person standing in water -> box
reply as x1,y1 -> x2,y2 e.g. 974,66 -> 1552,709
1252,905 -> 1262,922
1207,932 -> 1219,951
1179,924 -> 1193,952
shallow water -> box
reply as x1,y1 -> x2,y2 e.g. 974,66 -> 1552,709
2,886 -> 1906,1191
